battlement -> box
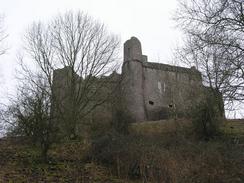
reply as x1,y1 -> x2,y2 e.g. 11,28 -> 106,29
123,37 -> 201,79
53,37 -> 207,124
142,62 -> 201,76
121,36 -> 204,122
124,37 -> 148,62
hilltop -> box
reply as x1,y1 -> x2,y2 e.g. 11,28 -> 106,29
0,119 -> 244,182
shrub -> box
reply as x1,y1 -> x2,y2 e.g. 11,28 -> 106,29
112,108 -> 131,135
192,91 -> 222,139
89,119 -> 244,182
3,83 -> 59,162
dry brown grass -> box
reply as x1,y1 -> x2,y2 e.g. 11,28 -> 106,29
1,118 -> 244,182
0,138 -> 129,183
109,118 -> 244,182
130,118 -> 191,135
222,119 -> 244,136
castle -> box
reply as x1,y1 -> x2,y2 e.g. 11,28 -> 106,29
53,37 -> 206,124
120,37 -> 203,122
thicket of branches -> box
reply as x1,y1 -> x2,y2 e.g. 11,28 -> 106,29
1,11 -> 120,160
0,15 -> 7,56
2,76 -> 56,160
22,11 -> 120,138
175,0 -> 244,109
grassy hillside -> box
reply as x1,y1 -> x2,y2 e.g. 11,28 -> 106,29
131,119 -> 191,135
0,137 -> 129,183
0,119 -> 244,182
222,119 -> 244,137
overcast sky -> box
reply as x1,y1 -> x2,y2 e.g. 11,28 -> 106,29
0,0 -> 180,60
0,0 -> 242,118
0,0 -> 181,91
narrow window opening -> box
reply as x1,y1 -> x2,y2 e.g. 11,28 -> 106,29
149,101 -> 154,105
169,104 -> 173,108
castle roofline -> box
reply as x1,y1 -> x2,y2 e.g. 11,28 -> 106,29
142,61 -> 200,75
123,59 -> 201,76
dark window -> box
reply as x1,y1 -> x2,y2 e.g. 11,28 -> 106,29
149,101 -> 154,105
169,104 -> 173,108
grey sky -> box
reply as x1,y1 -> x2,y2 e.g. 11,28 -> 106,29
0,0 -> 181,101
0,0 -> 242,118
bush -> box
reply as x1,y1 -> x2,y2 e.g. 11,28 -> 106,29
90,130 -> 128,164
3,82 -> 59,162
192,91 -> 222,139
90,131 -> 186,182
89,118 -> 244,182
112,108 -> 131,135
87,110 -> 129,167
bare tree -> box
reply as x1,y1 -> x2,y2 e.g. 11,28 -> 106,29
0,15 -> 8,136
1,73 -> 57,161
22,11 -> 120,138
174,0 -> 244,109
0,15 -> 7,56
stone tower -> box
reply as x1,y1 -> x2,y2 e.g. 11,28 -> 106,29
121,37 -> 205,122
121,37 -> 146,122
52,37 -> 217,124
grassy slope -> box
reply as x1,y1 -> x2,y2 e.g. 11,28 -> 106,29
132,119 -> 244,134
0,137 -> 127,183
0,119 -> 243,182
131,118 -> 191,135
130,119 -> 244,182
222,119 -> 244,137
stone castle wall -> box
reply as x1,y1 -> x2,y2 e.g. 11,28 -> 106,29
121,37 -> 203,122
53,37 -> 206,124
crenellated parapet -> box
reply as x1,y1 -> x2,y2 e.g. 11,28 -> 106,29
52,36 -> 221,124
121,36 -> 204,122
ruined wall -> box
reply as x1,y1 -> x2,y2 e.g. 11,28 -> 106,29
53,37 -> 207,124
142,63 -> 202,120
121,37 -> 147,122
121,37 -> 203,122
53,66 -> 121,127
52,66 -> 76,116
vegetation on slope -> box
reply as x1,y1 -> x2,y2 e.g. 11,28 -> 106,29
0,119 -> 244,182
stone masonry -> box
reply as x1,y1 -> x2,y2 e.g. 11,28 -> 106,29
121,37 -> 203,122
53,36 -> 207,123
